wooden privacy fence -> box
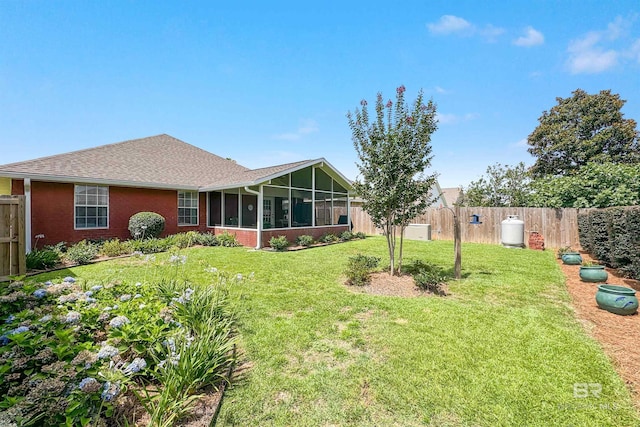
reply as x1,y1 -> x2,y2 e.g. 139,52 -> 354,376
350,206 -> 584,249
1,196 -> 26,281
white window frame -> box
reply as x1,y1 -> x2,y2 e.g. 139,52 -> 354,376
74,184 -> 109,230
178,191 -> 199,226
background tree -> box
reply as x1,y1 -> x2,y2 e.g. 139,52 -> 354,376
348,86 -> 438,275
529,162 -> 640,208
462,162 -> 531,207
527,89 -> 640,178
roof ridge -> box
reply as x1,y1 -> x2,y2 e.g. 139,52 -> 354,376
247,158 -> 318,173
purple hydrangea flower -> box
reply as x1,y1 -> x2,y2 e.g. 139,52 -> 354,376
119,294 -> 131,302
64,311 -> 81,324
101,381 -> 120,401
79,377 -> 101,393
39,315 -> 52,322
63,276 -> 76,283
44,281 -> 53,286
33,289 -> 47,299
97,344 -> 119,360
91,285 -> 103,291
4,314 -> 15,324
123,357 -> 147,375
109,316 -> 130,329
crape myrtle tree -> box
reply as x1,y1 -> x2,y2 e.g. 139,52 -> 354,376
527,89 -> 640,178
462,162 -> 531,207
348,85 -> 438,275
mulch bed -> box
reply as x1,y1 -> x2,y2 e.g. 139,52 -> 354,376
558,252 -> 640,407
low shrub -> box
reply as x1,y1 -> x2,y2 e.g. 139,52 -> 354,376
197,232 -> 218,246
296,235 -> 314,247
129,211 -> 165,239
344,254 -> 380,286
26,248 -> 60,270
269,235 -> 289,251
216,231 -> 239,247
130,237 -> 174,254
100,238 -> 133,257
354,231 -> 366,239
65,240 -> 99,265
414,270 -> 448,296
319,233 -> 339,244
169,231 -> 201,249
340,231 -> 353,241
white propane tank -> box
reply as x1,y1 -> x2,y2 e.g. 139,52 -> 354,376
501,215 -> 525,248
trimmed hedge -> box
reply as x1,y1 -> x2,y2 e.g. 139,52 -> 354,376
578,206 -> 640,279
129,212 -> 165,239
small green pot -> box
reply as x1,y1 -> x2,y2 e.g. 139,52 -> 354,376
595,284 -> 638,315
579,265 -> 608,283
561,252 -> 582,265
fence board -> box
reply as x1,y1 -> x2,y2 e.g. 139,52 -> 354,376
0,196 -> 26,281
350,205 -> 585,249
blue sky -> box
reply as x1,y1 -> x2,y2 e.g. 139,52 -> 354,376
1,1 -> 639,188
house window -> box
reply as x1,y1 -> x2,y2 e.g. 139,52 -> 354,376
75,185 -> 108,229
178,191 -> 199,225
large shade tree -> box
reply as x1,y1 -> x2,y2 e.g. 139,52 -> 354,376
348,86 -> 438,275
527,89 -> 640,178
462,162 -> 531,207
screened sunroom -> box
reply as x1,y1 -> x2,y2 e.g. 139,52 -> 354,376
200,160 -> 352,248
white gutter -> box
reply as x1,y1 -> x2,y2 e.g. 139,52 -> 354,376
24,178 -> 32,253
244,186 -> 262,249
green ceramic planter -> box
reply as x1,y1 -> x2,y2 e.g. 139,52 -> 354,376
561,252 -> 582,265
595,284 -> 638,315
579,265 -> 608,283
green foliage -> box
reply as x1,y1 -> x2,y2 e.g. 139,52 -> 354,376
577,213 -> 592,253
529,162 -> 640,208
344,254 -> 380,286
296,235 -> 314,247
65,240 -> 98,265
167,231 -> 201,249
589,210 -> 610,265
348,85 -> 438,274
26,248 -> 60,270
339,231 -> 353,241
196,232 -> 218,246
555,246 -> 575,259
354,231 -> 366,239
527,89 -> 640,178
100,238 -> 133,257
319,233 -> 339,243
216,231 -> 239,247
269,235 -> 289,251
128,211 -> 166,239
462,162 -> 531,207
130,237 -> 174,254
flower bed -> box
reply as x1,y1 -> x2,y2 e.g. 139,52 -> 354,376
0,256 -> 241,426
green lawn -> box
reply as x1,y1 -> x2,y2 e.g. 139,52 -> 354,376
31,237 -> 639,426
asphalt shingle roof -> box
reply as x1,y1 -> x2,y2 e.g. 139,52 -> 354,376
0,134 -> 323,190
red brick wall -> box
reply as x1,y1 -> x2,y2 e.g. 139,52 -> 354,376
211,227 -> 258,247
11,179 -> 24,195
29,181 -> 208,247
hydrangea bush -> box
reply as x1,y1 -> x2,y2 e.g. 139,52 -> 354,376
0,256 -> 243,426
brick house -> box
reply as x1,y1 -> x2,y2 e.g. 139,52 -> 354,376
0,134 -> 352,250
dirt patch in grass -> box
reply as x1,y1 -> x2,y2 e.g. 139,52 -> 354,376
347,272 -> 446,297
560,253 -> 640,407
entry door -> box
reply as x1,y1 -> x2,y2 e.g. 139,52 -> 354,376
263,198 -> 274,228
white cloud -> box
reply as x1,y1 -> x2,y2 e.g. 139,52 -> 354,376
479,24 -> 506,42
436,112 -> 479,125
427,15 -> 505,41
566,16 -> 639,74
273,119 -> 318,141
513,26 -> 544,47
427,15 -> 472,35
434,86 -> 448,94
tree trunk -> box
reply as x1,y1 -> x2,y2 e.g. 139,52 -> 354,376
398,225 -> 406,274
453,204 -> 462,280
